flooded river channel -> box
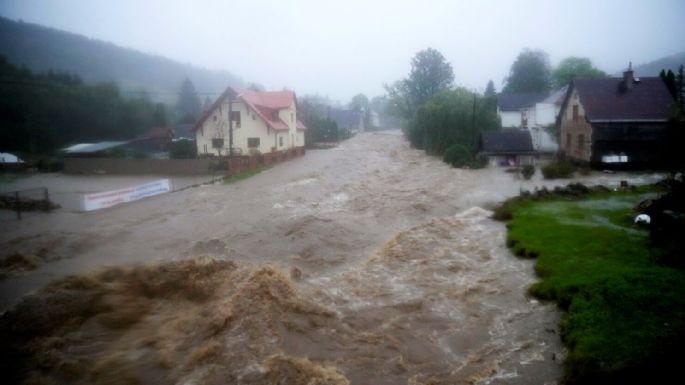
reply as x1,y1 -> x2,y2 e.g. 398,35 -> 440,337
0,131 -> 662,384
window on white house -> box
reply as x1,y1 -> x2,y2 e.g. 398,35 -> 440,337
212,138 -> 224,149
248,138 -> 260,148
230,111 -> 241,128
213,115 -> 217,122
203,144 -> 207,154
573,105 -> 579,121
279,136 -> 283,147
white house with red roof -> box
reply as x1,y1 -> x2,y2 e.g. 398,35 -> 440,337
192,87 -> 306,156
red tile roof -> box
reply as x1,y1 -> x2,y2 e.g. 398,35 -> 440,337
192,87 -> 306,132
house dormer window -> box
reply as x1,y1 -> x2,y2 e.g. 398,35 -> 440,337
572,105 -> 579,121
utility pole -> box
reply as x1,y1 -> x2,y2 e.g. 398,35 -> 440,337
228,92 -> 234,157
471,93 -> 477,150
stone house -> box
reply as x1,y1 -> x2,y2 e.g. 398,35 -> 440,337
558,66 -> 674,167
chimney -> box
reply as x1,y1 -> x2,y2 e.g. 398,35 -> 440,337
623,61 -> 634,90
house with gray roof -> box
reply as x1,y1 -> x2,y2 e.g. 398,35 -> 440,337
479,130 -> 536,167
558,65 -> 675,168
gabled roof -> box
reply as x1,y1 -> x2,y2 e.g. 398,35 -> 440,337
542,85 -> 568,105
192,87 -> 306,132
480,130 -> 534,154
497,92 -> 548,111
568,77 -> 673,122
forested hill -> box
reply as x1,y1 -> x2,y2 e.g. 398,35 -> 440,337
0,17 -> 242,102
629,51 -> 685,76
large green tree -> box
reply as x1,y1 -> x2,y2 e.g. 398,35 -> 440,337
484,80 -> 496,97
552,57 -> 606,88
407,88 -> 499,154
385,47 -> 454,120
503,48 -> 551,93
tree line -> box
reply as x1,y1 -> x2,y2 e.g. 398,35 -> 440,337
0,56 -> 167,156
384,47 -> 610,167
502,49 -> 606,93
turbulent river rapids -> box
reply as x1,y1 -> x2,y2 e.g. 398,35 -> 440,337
1,131 -> 662,384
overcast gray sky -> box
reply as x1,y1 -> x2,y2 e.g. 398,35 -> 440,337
1,0 -> 684,102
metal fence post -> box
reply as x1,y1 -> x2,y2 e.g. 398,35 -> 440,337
15,191 -> 20,220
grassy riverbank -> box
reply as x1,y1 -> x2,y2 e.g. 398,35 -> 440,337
501,188 -> 685,384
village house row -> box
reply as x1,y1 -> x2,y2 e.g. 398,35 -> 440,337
490,64 -> 676,168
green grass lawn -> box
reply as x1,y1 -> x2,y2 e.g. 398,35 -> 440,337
505,192 -> 685,384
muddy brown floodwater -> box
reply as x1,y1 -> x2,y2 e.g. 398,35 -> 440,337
0,131 -> 663,384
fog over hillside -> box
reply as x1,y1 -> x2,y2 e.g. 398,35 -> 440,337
630,51 -> 685,76
0,17 -> 243,103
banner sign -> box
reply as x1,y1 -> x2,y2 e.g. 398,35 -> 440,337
82,179 -> 171,211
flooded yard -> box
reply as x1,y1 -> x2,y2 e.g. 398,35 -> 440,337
0,131 -> 663,384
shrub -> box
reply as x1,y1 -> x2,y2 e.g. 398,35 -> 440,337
541,160 -> 574,179
442,144 -> 472,168
469,153 -> 488,169
170,139 -> 197,159
521,164 -> 535,180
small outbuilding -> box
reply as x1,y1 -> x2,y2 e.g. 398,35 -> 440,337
479,130 -> 536,167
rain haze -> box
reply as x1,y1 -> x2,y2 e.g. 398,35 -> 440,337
1,1 -> 685,385
1,0 -> 684,99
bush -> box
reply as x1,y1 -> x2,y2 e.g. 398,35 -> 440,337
170,139 -> 197,159
442,144 -> 472,168
521,164 -> 535,180
541,160 -> 574,179
469,153 -> 488,169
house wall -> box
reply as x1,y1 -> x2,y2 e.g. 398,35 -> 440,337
277,101 -> 297,149
498,109 -> 521,128
533,102 -> 558,127
486,154 -> 536,167
559,88 -> 593,162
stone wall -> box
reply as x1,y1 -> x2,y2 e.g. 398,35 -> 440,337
64,158 -> 217,176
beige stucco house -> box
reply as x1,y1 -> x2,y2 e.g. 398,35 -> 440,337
193,87 -> 306,156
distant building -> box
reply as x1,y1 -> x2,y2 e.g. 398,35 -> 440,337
128,127 -> 174,156
497,88 -> 565,153
193,87 -> 306,156
327,108 -> 364,133
0,152 -> 23,163
558,66 -> 674,168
